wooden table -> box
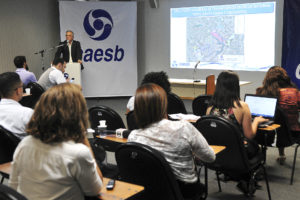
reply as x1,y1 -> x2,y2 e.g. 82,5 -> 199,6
210,145 -> 226,154
97,135 -> 225,155
96,135 -> 127,152
258,124 -> 281,131
0,162 -> 11,175
0,162 -> 144,200
0,162 -> 11,182
169,78 -> 251,100
97,135 -> 127,144
96,136 -> 225,200
99,178 -> 144,200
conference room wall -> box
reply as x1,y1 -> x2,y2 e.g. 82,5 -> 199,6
0,0 -> 60,77
0,0 -> 283,121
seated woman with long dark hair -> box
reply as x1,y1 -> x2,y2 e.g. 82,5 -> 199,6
206,71 -> 267,195
207,71 -> 267,140
9,83 -> 103,200
128,83 -> 215,199
256,66 -> 300,164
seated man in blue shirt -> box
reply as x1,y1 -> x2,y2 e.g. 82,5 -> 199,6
14,56 -> 37,87
0,72 -> 33,139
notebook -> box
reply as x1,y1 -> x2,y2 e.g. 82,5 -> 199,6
244,94 -> 278,127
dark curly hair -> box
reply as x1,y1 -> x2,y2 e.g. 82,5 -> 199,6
256,66 -> 295,97
141,71 -> 171,93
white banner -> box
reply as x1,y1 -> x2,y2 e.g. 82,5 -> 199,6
59,1 -> 137,97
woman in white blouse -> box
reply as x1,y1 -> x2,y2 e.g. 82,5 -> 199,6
128,83 -> 215,199
9,83 -> 103,200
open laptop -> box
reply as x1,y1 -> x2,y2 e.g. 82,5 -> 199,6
244,94 -> 278,127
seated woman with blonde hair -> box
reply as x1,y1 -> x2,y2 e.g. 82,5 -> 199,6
256,66 -> 300,164
9,83 -> 103,200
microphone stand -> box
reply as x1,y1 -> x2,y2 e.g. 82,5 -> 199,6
193,61 -> 200,82
34,43 -> 65,71
193,61 -> 200,98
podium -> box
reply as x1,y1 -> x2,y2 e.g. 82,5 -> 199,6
65,63 -> 81,85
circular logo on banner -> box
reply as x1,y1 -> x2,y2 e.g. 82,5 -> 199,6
296,64 -> 300,79
83,9 -> 114,41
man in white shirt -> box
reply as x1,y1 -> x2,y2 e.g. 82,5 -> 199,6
0,72 -> 33,139
38,58 -> 68,90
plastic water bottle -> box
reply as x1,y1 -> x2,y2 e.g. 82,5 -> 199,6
97,120 -> 107,138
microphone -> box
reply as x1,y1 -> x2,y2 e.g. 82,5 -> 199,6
53,40 -> 68,50
64,73 -> 69,79
194,60 -> 200,71
193,61 -> 200,82
56,43 -> 65,48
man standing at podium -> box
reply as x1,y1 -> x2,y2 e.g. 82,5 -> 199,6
55,30 -> 84,70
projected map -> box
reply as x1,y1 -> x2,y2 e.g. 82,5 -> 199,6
170,2 -> 276,71
186,16 -> 244,64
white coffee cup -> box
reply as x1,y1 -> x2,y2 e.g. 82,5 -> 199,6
25,88 -> 31,95
99,120 -> 106,127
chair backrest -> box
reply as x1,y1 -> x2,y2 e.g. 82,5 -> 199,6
195,116 -> 250,174
89,106 -> 125,130
206,75 -> 215,95
115,142 -> 184,200
126,111 -> 138,130
0,184 -> 27,200
20,82 -> 45,108
192,95 -> 212,116
167,92 -> 187,114
0,126 -> 21,164
27,82 -> 44,98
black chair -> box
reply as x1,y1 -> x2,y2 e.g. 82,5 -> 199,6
87,138 -> 119,179
291,136 -> 300,185
274,107 -> 295,148
0,126 -> 21,183
126,111 -> 138,130
167,92 -> 187,114
273,107 -> 300,185
88,138 -> 106,164
192,95 -> 212,116
0,184 -> 27,200
195,116 -> 271,200
0,126 -> 20,164
20,82 -> 45,108
88,106 -> 125,130
115,142 -> 184,200
89,106 -> 125,179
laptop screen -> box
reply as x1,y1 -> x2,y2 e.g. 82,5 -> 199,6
244,94 -> 277,119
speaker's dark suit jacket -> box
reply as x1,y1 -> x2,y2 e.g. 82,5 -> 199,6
55,40 -> 82,63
